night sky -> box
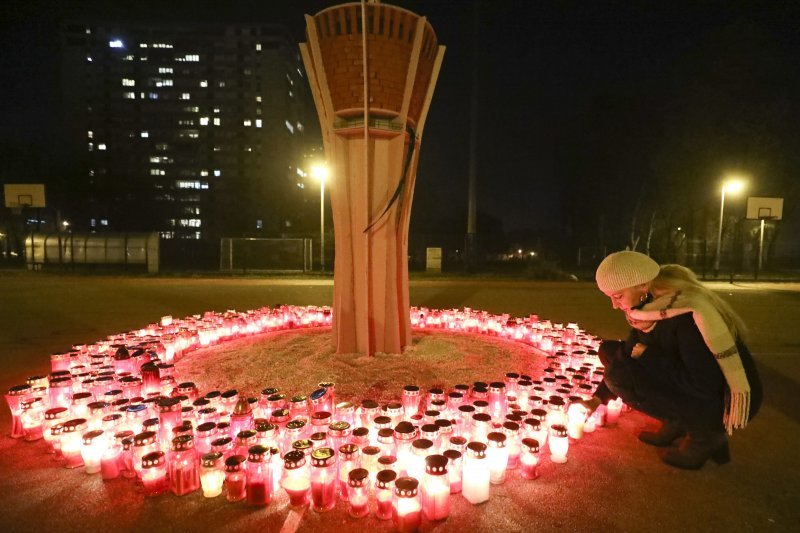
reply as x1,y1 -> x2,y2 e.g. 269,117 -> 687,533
2,0 -> 800,253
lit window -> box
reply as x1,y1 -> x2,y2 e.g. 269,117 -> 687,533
256,43 -> 262,51
87,131 -> 93,139
150,169 -> 161,175
123,92 -> 135,99
296,122 -> 304,132
100,219 -> 109,226
141,131 -> 149,138
88,143 -> 93,151
200,80 -> 208,87
213,107 -> 220,113
297,182 -> 305,189
285,120 -> 294,134
213,118 -> 221,126
86,55 -> 93,62
109,39 -> 124,48
180,93 -> 191,100
199,117 -> 209,126
122,78 -> 135,86
256,96 -> 262,102
98,143 -> 107,150
156,143 -> 169,151
148,92 -> 158,99
213,146 -> 221,152
213,170 -> 221,177
90,218 -> 96,227
183,106 -> 199,113
155,79 -> 173,87
140,43 -> 148,48
200,170 -> 208,177
140,56 -> 148,61
255,119 -> 262,128
288,91 -> 293,98
243,119 -> 252,127
158,67 -> 173,74
218,81 -> 225,87
149,156 -> 160,163
160,231 -> 174,239
181,54 -> 199,62
85,28 -> 91,34
123,55 -> 134,61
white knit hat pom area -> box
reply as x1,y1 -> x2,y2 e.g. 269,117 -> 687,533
595,251 -> 660,294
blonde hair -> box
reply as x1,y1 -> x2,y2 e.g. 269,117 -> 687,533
649,264 -> 747,340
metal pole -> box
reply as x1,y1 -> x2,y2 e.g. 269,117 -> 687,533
714,187 -> 726,277
320,178 -> 325,272
757,218 -> 765,278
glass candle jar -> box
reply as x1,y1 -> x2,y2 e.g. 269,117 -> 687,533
235,429 -> 258,457
335,402 -> 355,427
359,399 -> 380,430
41,406 -> 66,452
317,382 -> 335,413
292,438 -> 313,459
549,424 -> 569,463
20,397 -> 45,441
117,432 -> 135,478
347,467 -> 370,518
255,420 -> 278,449
567,402 -> 588,440
124,404 -> 148,434
486,432 -> 509,484
384,402 -> 404,427
309,431 -> 328,451
520,437 -> 540,480
420,424 -> 440,453
81,429 -> 107,474
446,392 -> 464,418
470,413 -> 492,444
442,449 -> 462,494
245,445 -> 272,506
361,445 -> 381,482
141,451 -> 169,496
48,377 -> 73,410
61,418 -> 88,469
392,477 -> 422,533
422,454 -> 450,521
310,411 -> 332,432
409,439 -> 433,481
282,450 -> 311,508
462,442 -> 490,504
377,428 -> 396,457
310,447 -> 337,512
328,421 -> 351,456
393,421 -> 417,476
456,405 -> 475,438
211,436 -> 234,460
157,397 -> 182,445
200,452 -> 225,498
401,385 -> 421,419
169,435 -> 200,496
230,397 -> 254,437
606,397 -> 623,426
351,427 -> 370,448
283,420 -> 307,453
132,430 -> 158,478
289,395 -> 309,421
427,388 -> 445,411
375,469 -> 397,520
488,382 -> 507,421
502,421 -> 521,469
224,454 -> 248,502
337,443 -> 360,501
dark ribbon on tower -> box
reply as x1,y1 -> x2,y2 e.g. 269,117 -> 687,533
363,124 -> 417,233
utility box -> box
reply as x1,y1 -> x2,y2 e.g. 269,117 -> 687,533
426,247 -> 442,273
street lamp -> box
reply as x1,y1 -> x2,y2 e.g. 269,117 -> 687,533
310,164 -> 330,272
714,178 -> 745,277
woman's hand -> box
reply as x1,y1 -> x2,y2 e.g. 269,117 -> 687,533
631,342 -> 647,359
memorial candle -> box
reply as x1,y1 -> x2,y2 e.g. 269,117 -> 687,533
224,455 -> 247,502
488,382 -> 507,421
486,432 -> 509,484
606,398 -> 623,426
132,431 -> 158,478
282,450 -> 311,508
422,454 -> 450,521
462,442 -> 490,504
408,439 -> 433,481
61,418 -> 88,469
48,377 -> 72,410
549,424 -> 569,463
502,421 -> 521,469
567,403 -> 589,440
169,435 -> 200,496
375,469 -> 397,520
157,397 -> 182,445
43,407 -> 69,453
401,385 -> 421,419
310,447 -> 337,512
200,452 -> 225,498
327,421 -> 351,458
384,402 -> 404,427
230,397 -> 254,437
245,445 -> 272,506
337,443 -> 360,500
393,421 -> 417,475
470,413 -> 492,444
20,397 -> 45,441
81,429 -> 106,474
100,438 -> 122,480
519,438 -> 540,480
442,449 -> 463,494
141,451 -> 169,496
347,467 -> 370,518
392,477 -> 421,533
235,429 -> 258,457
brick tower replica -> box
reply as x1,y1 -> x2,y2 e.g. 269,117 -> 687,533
300,2 -> 445,355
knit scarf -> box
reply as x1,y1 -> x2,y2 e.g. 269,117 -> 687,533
627,290 -> 751,435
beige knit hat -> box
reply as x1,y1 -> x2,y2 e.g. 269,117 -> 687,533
595,251 -> 660,294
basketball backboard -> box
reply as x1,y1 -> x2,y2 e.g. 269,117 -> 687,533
3,184 -> 46,208
746,196 -> 783,220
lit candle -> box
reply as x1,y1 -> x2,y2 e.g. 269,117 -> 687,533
519,438 -> 540,480
310,447 -> 337,512
486,432 -> 509,484
420,424 -> 440,452
317,381 -> 336,413
81,429 -> 106,474
408,439 -> 433,481
549,424 -> 569,464
255,420 -> 278,450
100,439 -> 122,480
20,397 -> 45,441
337,443 -> 360,500
606,398 -> 623,426
488,382 -> 507,421
141,451 -> 169,496
462,442 -> 490,504
502,421 -> 521,469
245,445 -> 272,506
422,454 -> 450,521
157,397 -> 182,445
224,454 -> 248,502
392,477 -> 422,533
347,467 -> 370,518
375,469 -> 397,520
60,418 -> 88,469
235,429 -> 258,457
442,449 -> 463,494
402,385 -> 421,419
567,403 -> 589,440
384,402 -> 404,427
200,452 -> 225,498
169,435 -> 200,496
393,421 -> 417,476
230,396 -> 254,437
470,413 -> 492,444
281,450 -> 311,508
132,430 -> 158,478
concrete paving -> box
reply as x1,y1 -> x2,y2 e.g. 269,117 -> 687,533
0,274 -> 797,532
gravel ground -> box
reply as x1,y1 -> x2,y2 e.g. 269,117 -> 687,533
0,274 -> 798,532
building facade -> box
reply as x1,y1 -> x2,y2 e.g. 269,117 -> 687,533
61,21 -> 321,241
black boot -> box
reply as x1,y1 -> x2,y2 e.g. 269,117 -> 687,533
662,430 -> 730,470
638,419 -> 686,447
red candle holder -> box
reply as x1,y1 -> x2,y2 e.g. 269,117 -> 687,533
169,435 -> 200,496
141,451 -> 169,496
282,450 -> 311,508
310,447 -> 336,512
392,477 -> 421,533
337,443 -> 360,500
245,445 -> 272,506
401,385 -> 421,419
520,437 -> 540,480
61,418 -> 88,469
224,455 -> 247,502
200,451 -> 225,498
422,454 -> 450,521
375,469 -> 397,520
347,467 -> 370,518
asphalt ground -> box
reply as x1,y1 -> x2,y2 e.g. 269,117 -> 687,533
0,273 -> 798,532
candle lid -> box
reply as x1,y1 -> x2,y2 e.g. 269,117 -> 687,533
211,435 -> 233,447
205,390 -> 221,401
286,419 -> 306,431
171,435 -> 194,451
411,438 -> 433,451
378,455 -> 397,467
255,420 -> 276,434
352,427 -> 369,439
428,387 -> 444,396
550,424 -> 569,438
375,469 -> 397,489
156,396 -> 181,412
224,454 -> 246,472
44,407 -> 69,420
233,397 -> 252,415
521,438 -> 540,453
336,401 -> 354,412
502,421 -> 520,434
328,421 -> 351,434
248,444 -> 269,461
261,387 -> 279,397
176,382 -> 196,394
309,431 -> 327,443
142,450 -> 165,468
472,413 -> 492,424
236,429 -> 258,442
103,413 -> 123,424
82,429 -> 104,444
338,443 -> 359,458
420,423 -> 439,435
473,400 -> 489,409
292,439 -> 313,453
50,423 -> 64,436
115,429 -> 134,443
425,454 -> 448,474
62,418 -> 88,433
466,441 -> 487,458
133,430 -> 157,446
283,450 -> 306,469
394,421 -> 416,438
385,402 -> 402,412
449,436 -> 467,447
442,449 -> 462,462
311,411 -> 331,422
348,467 -> 370,487
290,394 -> 307,403
196,421 -> 217,434
201,451 -> 223,467
318,381 -> 335,390
362,445 -> 381,457
505,372 -> 520,380
193,398 -> 211,408
143,418 -> 159,431
7,384 -> 31,395
487,432 -> 507,447
394,476 -> 418,497
377,428 -> 394,440
530,408 -> 548,421
309,388 -> 326,401
72,391 -> 93,403
374,415 -> 392,426
454,384 -> 470,393
361,399 -> 379,410
310,447 -> 335,467
221,389 -> 238,400
489,382 -> 506,392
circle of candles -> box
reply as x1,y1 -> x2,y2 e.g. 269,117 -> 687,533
282,450 -> 311,508
224,455 -> 248,502
200,452 -> 225,497
309,447 -> 337,512
549,424 -> 569,463
422,454 -> 450,521
245,445 -> 273,506
347,468 -> 371,518
392,476 -> 422,533
375,469 -> 397,520
141,451 -> 169,496
520,438 -> 540,480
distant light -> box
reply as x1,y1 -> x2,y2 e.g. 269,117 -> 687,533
310,164 -> 329,183
109,39 -> 124,49
723,179 -> 745,195
677,227 -> 682,231
529,251 -> 536,257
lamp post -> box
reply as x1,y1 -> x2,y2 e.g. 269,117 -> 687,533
311,164 -> 329,272
714,178 -> 745,277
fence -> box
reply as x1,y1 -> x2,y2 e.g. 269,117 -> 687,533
220,238 -> 312,273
